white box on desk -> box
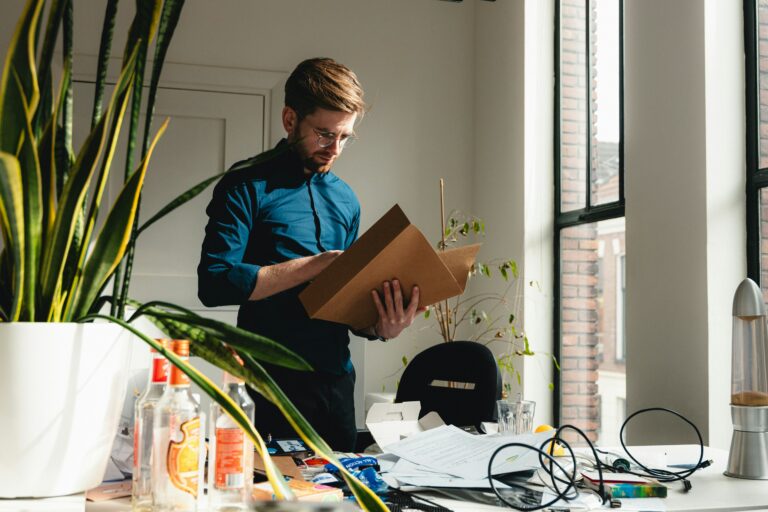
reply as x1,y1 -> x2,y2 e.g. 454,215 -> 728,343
365,401 -> 444,449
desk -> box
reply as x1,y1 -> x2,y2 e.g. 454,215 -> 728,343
23,445 -> 767,511
420,445 -> 768,512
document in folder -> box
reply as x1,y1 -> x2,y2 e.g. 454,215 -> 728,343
299,204 -> 481,331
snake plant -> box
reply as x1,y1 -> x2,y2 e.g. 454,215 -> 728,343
0,1 -> 388,509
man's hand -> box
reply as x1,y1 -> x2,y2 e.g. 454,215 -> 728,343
370,279 -> 427,340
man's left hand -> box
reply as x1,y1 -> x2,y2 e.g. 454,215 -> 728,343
370,279 -> 427,340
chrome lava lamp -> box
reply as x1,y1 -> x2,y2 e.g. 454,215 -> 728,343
725,278 -> 768,479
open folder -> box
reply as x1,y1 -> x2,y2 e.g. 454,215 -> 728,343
299,204 -> 480,330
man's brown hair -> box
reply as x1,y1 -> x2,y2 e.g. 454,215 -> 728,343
285,57 -> 366,120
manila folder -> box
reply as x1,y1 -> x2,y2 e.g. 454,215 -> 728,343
299,204 -> 480,331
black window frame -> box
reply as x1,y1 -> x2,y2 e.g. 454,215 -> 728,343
553,0 -> 626,426
745,0 -> 768,282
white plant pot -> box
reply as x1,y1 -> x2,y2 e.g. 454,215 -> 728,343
0,322 -> 132,498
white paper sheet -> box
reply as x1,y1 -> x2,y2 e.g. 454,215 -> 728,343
385,424 -> 555,480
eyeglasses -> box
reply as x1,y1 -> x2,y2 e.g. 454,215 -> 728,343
313,128 -> 356,149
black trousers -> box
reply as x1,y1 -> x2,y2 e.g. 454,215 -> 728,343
247,363 -> 357,452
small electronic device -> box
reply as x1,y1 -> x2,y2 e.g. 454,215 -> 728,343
266,438 -> 310,456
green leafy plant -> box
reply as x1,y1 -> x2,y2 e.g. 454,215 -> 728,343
428,210 -> 558,396
0,1 -> 388,509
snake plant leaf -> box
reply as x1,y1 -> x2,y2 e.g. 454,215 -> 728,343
69,118 -> 168,320
134,303 -> 388,511
141,0 -> 185,156
112,0 -> 164,317
53,62 -> 74,192
137,143 -> 291,236
63,50 -> 136,320
0,152 -> 25,320
39,49 -> 137,318
15,71 -> 43,320
0,0 -> 42,154
122,0 -> 163,180
38,65 -> 70,245
77,313 -> 295,500
130,306 -> 312,371
136,171 -> 224,236
154,314 -> 384,510
238,354 -> 390,512
38,116 -> 57,245
60,0 -> 74,165
114,312 -> 296,500
92,0 -> 120,128
34,0 -> 67,135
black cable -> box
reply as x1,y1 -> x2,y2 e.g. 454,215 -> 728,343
485,407 -> 708,510
616,407 -> 707,487
486,440 -> 588,511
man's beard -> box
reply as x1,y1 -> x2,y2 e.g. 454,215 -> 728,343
302,154 -> 333,174
290,128 -> 333,174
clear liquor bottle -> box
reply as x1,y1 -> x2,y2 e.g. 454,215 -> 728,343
209,367 -> 255,510
152,340 -> 205,512
132,339 -> 171,511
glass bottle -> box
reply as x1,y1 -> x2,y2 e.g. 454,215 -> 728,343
209,367 -> 255,510
152,340 -> 205,512
132,339 -> 171,511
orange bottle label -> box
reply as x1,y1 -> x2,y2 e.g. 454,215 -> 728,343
152,358 -> 169,383
166,417 -> 200,497
169,364 -> 190,386
215,428 -> 245,489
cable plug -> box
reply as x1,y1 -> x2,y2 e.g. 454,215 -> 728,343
682,479 -> 692,492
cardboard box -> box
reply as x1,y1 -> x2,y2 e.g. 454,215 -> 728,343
254,453 -> 306,481
299,204 -> 481,330
252,478 -> 343,503
365,401 -> 444,449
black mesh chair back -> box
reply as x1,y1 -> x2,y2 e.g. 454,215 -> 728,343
394,341 -> 502,429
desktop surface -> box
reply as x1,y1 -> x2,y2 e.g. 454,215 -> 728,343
8,444 -> 762,511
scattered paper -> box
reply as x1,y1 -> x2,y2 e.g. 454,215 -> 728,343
385,425 -> 555,480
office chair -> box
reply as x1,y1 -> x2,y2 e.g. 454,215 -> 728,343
394,341 -> 502,430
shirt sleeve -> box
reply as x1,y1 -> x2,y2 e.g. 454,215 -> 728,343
197,183 -> 261,307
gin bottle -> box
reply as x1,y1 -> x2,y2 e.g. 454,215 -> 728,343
209,367 -> 255,510
152,340 -> 205,512
132,339 -> 170,511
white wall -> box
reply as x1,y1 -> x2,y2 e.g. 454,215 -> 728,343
472,0 -> 556,429
625,0 -> 745,448
704,0 -> 746,451
523,0 -> 555,427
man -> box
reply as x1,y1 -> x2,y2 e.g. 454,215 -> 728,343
198,58 -> 422,451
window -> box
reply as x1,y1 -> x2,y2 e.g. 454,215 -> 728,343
555,0 -> 625,444
745,1 -> 768,298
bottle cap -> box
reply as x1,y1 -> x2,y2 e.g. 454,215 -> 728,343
172,339 -> 190,357
151,338 -> 172,353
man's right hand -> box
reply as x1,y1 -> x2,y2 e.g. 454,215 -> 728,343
249,250 -> 343,301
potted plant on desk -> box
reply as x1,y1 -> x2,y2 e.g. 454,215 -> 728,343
0,2 -> 387,510
425,209 -> 559,396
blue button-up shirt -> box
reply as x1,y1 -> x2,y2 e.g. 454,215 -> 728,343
198,141 -> 360,375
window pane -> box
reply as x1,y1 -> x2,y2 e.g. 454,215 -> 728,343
559,217 -> 626,445
759,0 -> 768,168
560,0 -> 588,212
760,188 -> 768,299
591,0 -> 621,205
